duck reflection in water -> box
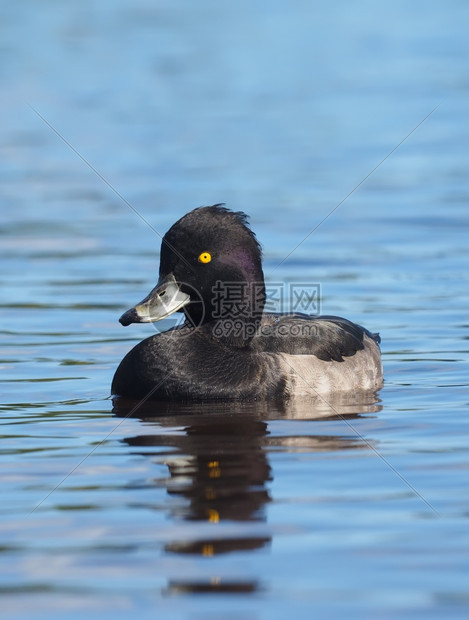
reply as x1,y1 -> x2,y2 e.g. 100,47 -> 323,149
114,395 -> 381,595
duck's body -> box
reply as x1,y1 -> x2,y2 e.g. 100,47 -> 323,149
112,206 -> 382,401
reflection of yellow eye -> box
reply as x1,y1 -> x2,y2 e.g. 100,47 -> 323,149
198,252 -> 212,264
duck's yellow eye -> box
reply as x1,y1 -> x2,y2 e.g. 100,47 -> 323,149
198,251 -> 212,264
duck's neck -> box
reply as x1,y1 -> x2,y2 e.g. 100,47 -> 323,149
210,279 -> 265,348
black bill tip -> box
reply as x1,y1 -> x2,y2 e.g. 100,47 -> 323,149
119,308 -> 139,326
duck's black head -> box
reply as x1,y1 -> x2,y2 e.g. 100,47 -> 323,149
119,205 -> 266,346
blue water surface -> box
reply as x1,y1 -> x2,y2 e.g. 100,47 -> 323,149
1,1 -> 469,618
